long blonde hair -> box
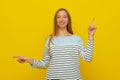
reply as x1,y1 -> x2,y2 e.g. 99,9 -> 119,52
48,8 -> 73,50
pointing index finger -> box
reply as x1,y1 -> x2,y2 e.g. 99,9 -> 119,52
12,56 -> 19,58
91,18 -> 95,26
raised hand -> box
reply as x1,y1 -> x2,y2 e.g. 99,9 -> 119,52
88,18 -> 97,39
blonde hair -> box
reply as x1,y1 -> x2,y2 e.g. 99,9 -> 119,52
48,8 -> 73,50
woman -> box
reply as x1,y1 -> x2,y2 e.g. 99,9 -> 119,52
13,8 -> 96,80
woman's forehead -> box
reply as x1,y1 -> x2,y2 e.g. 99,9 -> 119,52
57,10 -> 67,16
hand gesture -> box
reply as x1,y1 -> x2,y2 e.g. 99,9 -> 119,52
88,18 -> 97,37
13,56 -> 33,64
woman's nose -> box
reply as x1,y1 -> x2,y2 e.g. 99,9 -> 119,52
59,18 -> 64,21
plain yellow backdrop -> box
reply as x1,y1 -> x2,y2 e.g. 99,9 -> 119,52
0,0 -> 120,80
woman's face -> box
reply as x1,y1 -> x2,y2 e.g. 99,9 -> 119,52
56,10 -> 68,29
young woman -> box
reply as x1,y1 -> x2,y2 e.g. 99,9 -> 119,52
13,8 -> 96,80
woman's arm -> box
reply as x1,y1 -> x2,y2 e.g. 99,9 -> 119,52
30,47 -> 51,68
30,36 -> 51,68
78,18 -> 96,62
13,36 -> 51,68
78,37 -> 94,62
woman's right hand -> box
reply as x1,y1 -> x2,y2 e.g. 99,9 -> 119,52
13,56 -> 33,64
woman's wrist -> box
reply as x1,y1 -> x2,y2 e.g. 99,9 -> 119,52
26,58 -> 33,65
88,35 -> 94,40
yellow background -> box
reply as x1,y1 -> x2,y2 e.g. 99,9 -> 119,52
0,0 -> 120,80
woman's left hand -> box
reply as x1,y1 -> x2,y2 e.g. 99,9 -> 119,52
88,18 -> 97,39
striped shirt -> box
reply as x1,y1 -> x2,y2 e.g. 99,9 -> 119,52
31,34 -> 94,80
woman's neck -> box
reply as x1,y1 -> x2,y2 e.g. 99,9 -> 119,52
56,28 -> 72,37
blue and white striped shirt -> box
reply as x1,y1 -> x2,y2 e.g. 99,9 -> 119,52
31,34 -> 94,80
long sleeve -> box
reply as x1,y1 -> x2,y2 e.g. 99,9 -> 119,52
30,36 -> 51,68
78,37 -> 94,62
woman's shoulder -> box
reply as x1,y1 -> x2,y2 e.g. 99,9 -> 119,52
72,34 -> 82,40
71,34 -> 83,44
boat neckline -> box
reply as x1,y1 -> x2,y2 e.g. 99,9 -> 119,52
54,34 -> 74,38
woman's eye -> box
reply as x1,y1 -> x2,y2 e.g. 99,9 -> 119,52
64,16 -> 67,18
57,16 -> 60,18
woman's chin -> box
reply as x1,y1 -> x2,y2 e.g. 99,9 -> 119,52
58,25 -> 67,29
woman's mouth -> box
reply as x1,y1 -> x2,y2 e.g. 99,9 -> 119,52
59,22 -> 66,25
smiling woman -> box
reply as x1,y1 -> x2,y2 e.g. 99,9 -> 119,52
57,10 -> 69,28
13,8 -> 96,80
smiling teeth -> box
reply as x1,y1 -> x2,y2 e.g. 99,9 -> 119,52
59,23 -> 65,25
